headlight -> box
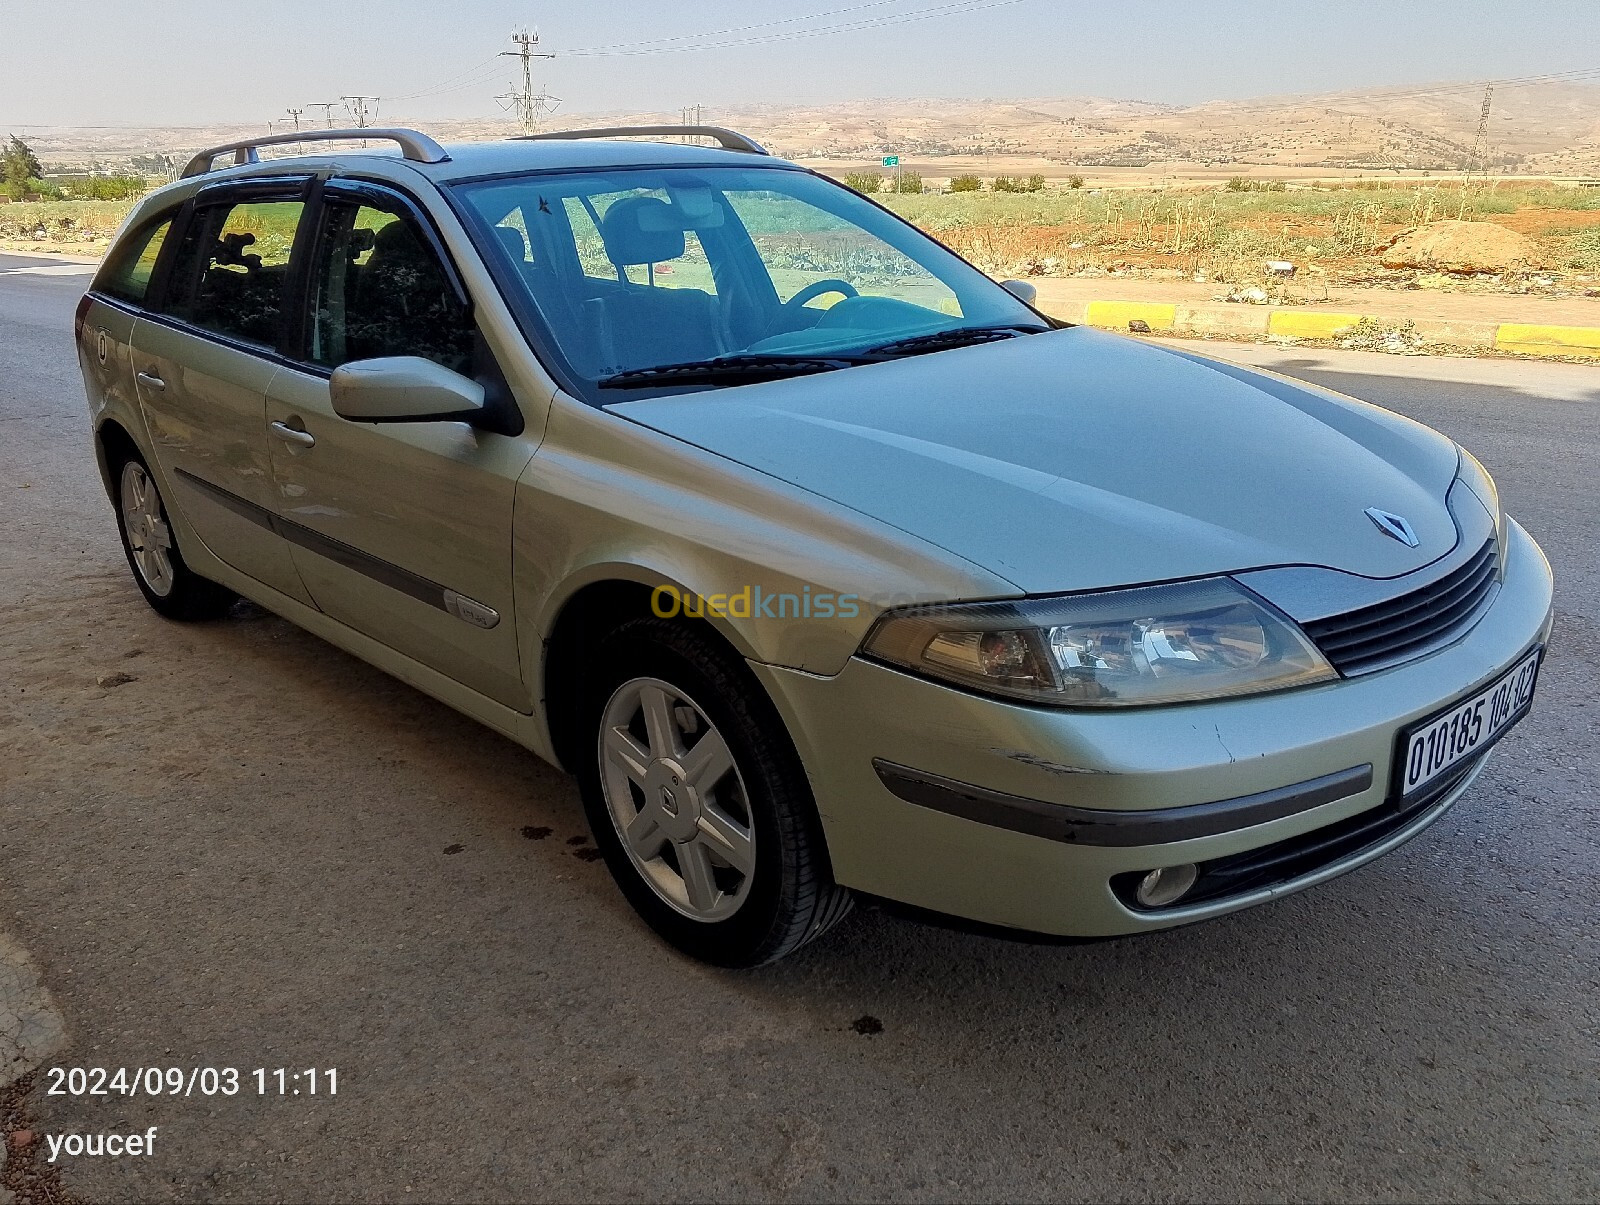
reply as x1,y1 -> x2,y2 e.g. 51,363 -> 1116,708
1455,445 -> 1506,549
863,578 -> 1337,707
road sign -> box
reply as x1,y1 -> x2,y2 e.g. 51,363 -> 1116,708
882,155 -> 899,167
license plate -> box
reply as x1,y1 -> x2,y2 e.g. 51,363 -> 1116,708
1399,648 -> 1541,800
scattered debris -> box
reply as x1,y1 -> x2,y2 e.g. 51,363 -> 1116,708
1336,317 -> 1428,354
1127,318 -> 1152,333
1220,286 -> 1271,304
442,843 -> 464,855
850,1015 -> 884,1036
94,671 -> 135,689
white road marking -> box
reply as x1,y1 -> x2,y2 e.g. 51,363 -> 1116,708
0,265 -> 96,276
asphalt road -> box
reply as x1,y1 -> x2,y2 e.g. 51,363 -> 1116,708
2,250 -> 1597,1203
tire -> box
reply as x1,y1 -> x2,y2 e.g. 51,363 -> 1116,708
112,450 -> 236,621
577,617 -> 852,967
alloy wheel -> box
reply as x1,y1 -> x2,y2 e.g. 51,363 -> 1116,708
119,460 -> 175,597
598,676 -> 757,922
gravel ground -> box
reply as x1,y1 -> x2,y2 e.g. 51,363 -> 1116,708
2,254 -> 1597,1203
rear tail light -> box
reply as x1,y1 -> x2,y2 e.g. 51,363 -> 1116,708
74,292 -> 93,340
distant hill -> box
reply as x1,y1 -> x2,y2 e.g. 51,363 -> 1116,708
18,81 -> 1600,175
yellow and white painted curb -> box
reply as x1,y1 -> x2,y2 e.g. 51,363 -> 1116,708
1494,323 -> 1600,358
1045,297 -> 1600,359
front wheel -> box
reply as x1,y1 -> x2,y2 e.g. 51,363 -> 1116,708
577,618 -> 852,967
114,453 -> 235,621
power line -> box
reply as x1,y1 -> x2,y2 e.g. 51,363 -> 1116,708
560,0 -> 1029,57
565,0 -> 926,55
384,53 -> 506,102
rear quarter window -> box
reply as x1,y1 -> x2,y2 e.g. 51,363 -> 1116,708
97,215 -> 174,305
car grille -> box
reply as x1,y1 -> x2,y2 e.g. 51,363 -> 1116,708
1302,538 -> 1499,676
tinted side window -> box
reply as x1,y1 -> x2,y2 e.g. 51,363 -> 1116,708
164,200 -> 304,346
99,216 -> 173,305
308,198 -> 473,372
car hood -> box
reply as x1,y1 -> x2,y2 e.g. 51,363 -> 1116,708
608,328 -> 1463,596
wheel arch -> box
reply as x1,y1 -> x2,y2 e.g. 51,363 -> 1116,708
539,571 -> 769,775
94,418 -> 142,502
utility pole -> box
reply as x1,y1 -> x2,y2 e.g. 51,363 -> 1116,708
679,104 -> 704,142
496,28 -> 558,133
286,107 -> 303,132
342,96 -> 380,148
341,96 -> 379,129
1470,84 -> 1494,183
307,102 -> 340,129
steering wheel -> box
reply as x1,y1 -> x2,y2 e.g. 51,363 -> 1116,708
783,278 -> 858,314
760,279 -> 859,341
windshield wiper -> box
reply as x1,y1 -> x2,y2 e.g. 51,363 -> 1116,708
865,323 -> 1050,358
599,353 -> 875,390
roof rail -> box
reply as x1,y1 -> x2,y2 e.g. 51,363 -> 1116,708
515,125 -> 769,156
180,128 -> 450,179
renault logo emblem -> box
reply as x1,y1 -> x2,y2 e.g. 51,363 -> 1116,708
1365,507 -> 1420,548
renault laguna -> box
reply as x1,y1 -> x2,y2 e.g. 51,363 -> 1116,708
75,125 -> 1552,966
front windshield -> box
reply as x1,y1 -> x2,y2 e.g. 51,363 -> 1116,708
450,165 -> 1043,399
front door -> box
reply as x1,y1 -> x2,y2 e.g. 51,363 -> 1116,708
264,183 -> 534,709
132,188 -> 314,605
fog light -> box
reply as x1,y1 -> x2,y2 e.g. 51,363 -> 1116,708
1134,863 -> 1199,907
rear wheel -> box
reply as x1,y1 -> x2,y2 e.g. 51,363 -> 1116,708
114,453 -> 235,621
577,618 -> 852,967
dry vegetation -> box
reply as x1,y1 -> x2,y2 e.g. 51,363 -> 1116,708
874,182 -> 1600,290
6,178 -> 1599,296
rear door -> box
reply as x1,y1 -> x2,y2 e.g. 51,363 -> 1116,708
263,180 -> 534,709
131,181 -> 315,604
79,211 -> 176,425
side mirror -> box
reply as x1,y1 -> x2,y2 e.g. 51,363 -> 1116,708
329,356 -> 485,424
1000,279 -> 1038,306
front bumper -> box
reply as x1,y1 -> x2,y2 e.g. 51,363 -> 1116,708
752,518 -> 1554,937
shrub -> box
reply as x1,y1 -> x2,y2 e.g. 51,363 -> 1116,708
1067,174 -> 1085,189
56,175 -> 147,201
843,171 -> 882,195
949,174 -> 983,193
1224,176 -> 1287,194
1026,174 -> 1046,193
892,169 -> 923,194
992,176 -> 1024,193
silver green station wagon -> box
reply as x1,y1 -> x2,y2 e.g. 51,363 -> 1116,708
75,125 -> 1553,965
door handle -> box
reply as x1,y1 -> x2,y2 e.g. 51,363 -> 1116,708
269,420 -> 315,448
135,370 -> 166,391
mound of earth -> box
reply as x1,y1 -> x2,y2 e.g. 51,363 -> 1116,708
1378,220 -> 1542,273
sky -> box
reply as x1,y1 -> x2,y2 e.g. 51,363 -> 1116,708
4,0 -> 1599,129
